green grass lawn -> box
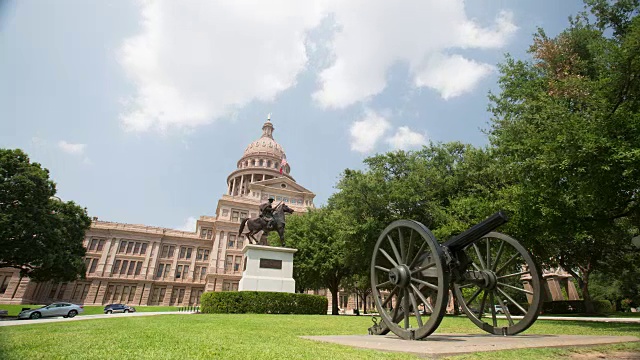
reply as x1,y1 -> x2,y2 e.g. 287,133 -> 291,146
0,304 -> 181,317
0,314 -> 638,359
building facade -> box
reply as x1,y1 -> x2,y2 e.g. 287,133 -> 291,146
0,119 -> 316,306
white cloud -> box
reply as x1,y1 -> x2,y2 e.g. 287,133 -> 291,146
386,126 -> 427,150
177,216 -> 197,232
349,109 -> 391,153
119,1 -> 326,132
119,1 -> 516,131
414,54 -> 494,100
313,1 -> 516,107
57,141 -> 86,155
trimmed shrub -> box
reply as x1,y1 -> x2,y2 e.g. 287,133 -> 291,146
200,291 -> 327,315
541,300 -> 614,314
592,300 -> 614,314
542,300 -> 586,314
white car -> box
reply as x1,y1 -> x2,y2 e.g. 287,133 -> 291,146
18,302 -> 84,320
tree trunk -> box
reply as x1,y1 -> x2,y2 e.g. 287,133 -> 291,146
581,273 -> 595,314
564,263 -> 595,314
329,284 -> 340,315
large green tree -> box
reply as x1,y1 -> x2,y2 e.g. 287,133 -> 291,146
0,149 -> 91,282
488,0 -> 640,311
283,207 -> 351,315
329,143 -> 509,285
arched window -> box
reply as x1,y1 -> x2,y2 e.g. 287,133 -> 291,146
259,159 -> 264,166
267,160 -> 272,167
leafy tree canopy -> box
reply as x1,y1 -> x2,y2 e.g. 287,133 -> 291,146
0,149 -> 91,282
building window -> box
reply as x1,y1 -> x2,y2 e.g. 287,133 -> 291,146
0,276 -> 9,294
240,212 -> 247,220
156,264 -> 165,278
200,266 -> 207,280
237,236 -> 244,249
267,160 -> 272,167
135,261 -> 142,275
161,245 -> 175,258
232,211 -> 239,222
175,265 -> 183,279
118,242 -> 127,253
127,261 -> 136,275
97,239 -> 105,251
88,258 -> 98,274
222,209 -> 229,217
133,242 -> 141,254
186,248 -> 192,260
89,239 -> 98,251
196,249 -> 203,261
228,234 -> 236,248
140,243 -> 148,255
234,256 -> 241,272
129,286 -> 136,302
112,260 -> 121,275
120,260 -> 129,275
225,255 -> 233,272
126,242 -> 134,254
259,159 -> 264,166
179,247 -> 186,259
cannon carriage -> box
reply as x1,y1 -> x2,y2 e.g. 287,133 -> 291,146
368,211 -> 542,340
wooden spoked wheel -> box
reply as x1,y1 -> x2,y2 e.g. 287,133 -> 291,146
371,220 -> 449,340
453,232 -> 542,335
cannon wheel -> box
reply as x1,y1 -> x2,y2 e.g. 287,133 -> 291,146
453,232 -> 542,335
371,220 -> 449,340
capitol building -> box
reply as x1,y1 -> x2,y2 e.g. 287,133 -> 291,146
0,118 -> 318,307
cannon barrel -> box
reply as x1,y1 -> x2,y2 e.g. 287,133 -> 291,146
443,211 -> 509,252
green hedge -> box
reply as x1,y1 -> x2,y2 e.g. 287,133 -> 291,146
200,291 -> 327,315
542,300 -> 614,314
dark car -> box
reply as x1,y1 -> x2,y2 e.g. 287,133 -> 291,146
103,304 -> 136,314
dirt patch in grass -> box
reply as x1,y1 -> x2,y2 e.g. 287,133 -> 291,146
568,350 -> 640,359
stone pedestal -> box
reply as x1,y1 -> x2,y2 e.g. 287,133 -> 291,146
238,244 -> 297,293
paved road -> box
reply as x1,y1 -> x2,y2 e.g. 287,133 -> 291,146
0,311 -> 195,327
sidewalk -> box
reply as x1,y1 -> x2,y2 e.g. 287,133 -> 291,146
0,311 -> 196,327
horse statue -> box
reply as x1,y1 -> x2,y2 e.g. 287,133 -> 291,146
238,202 -> 294,246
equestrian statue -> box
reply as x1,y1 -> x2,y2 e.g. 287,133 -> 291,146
238,197 -> 294,246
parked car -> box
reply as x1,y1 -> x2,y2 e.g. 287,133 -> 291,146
494,305 -> 504,314
104,304 -> 136,314
18,303 -> 84,320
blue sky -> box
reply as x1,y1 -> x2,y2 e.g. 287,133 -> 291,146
0,0 -> 585,230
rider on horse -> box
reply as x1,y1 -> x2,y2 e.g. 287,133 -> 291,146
259,197 -> 275,230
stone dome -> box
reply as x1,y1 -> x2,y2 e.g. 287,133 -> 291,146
242,120 -> 285,159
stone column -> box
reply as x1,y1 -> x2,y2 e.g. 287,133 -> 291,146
239,175 -> 245,197
227,180 -> 232,195
231,177 -> 237,196
183,287 -> 192,306
104,238 -> 121,277
140,283 -> 152,306
85,280 -> 103,305
132,282 -> 145,305
141,241 -> 157,280
96,237 -> 114,276
189,252 -> 197,281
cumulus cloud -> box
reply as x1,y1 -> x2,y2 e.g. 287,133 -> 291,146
177,216 -> 197,232
386,126 -> 427,150
57,141 -> 86,155
119,1 -> 326,132
414,54 -> 494,100
313,1 -> 517,108
349,109 -> 391,153
119,1 -> 516,131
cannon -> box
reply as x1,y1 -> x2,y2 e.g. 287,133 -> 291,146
368,211 -> 542,340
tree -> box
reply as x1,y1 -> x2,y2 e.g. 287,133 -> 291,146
0,149 -> 91,282
283,207 -> 351,315
488,0 -> 640,312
